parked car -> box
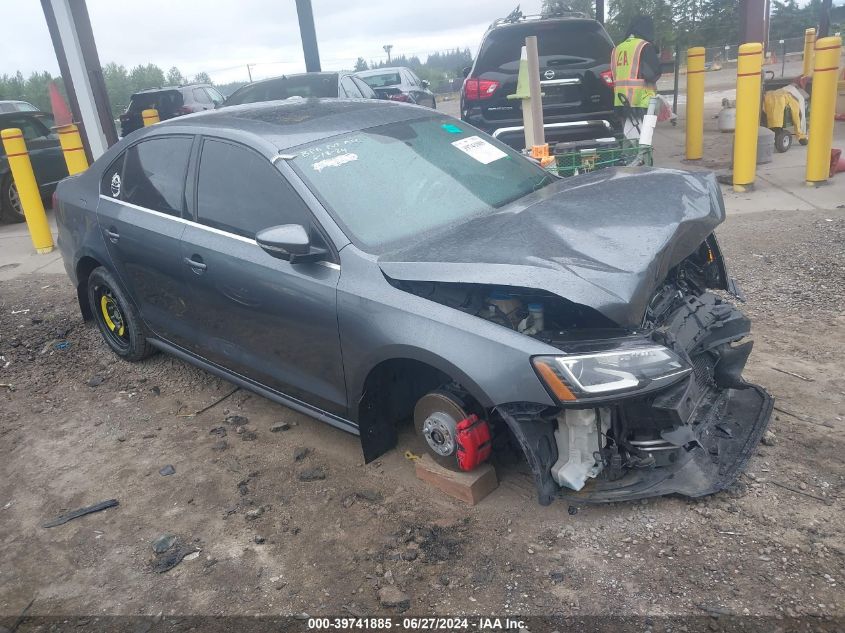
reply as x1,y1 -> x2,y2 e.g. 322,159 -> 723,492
461,11 -> 622,150
0,111 -> 68,223
223,72 -> 377,107
0,100 -> 40,113
54,99 -> 771,505
119,84 -> 224,137
355,67 -> 437,108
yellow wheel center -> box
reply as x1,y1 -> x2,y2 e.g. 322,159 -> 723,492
100,295 -> 125,336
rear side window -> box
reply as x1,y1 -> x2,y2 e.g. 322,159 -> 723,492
122,136 -> 192,216
352,77 -> 376,99
196,139 -> 310,238
192,88 -> 212,104
475,21 -> 613,74
340,77 -> 363,98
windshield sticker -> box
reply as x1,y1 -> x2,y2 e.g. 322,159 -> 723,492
110,173 -> 121,197
441,123 -> 463,134
313,153 -> 358,172
451,136 -> 507,164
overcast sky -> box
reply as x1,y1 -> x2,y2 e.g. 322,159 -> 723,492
5,0 -> 543,84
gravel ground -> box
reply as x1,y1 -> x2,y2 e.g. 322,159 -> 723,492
0,205 -> 843,626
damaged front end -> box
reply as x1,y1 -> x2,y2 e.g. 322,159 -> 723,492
498,248 -> 773,505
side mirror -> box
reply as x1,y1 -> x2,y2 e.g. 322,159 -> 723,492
256,224 -> 328,264
462,66 -> 471,78
421,79 -> 430,89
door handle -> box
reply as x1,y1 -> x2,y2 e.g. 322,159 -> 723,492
105,227 -> 120,243
183,256 -> 207,273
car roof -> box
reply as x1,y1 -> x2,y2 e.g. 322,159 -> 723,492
150,98 -> 435,151
239,72 -> 340,87
131,84 -> 211,96
0,110 -> 50,118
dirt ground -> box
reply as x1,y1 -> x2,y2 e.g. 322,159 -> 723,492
1,206 -> 843,624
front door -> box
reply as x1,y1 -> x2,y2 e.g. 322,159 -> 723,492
96,135 -> 195,346
179,137 -> 347,416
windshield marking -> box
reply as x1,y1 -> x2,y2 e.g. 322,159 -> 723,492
313,153 -> 358,172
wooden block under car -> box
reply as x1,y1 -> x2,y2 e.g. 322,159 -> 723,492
414,454 -> 498,505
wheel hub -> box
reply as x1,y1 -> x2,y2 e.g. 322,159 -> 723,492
422,411 -> 458,456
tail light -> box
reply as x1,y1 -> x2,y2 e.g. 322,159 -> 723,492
600,69 -> 614,88
176,106 -> 194,115
463,78 -> 500,101
51,191 -> 58,210
388,93 -> 411,102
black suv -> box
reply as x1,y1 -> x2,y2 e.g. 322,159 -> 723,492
119,84 -> 224,137
461,12 -> 621,150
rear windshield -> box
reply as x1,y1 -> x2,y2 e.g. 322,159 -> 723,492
290,117 -> 553,251
128,91 -> 183,114
225,75 -> 338,106
475,20 -> 613,74
360,72 -> 402,88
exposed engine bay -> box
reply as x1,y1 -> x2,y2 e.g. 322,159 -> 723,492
393,234 -> 773,504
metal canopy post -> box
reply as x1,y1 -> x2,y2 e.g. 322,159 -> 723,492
295,0 -> 322,72
41,0 -> 116,160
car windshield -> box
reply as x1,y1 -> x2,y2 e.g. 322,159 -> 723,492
291,117 -> 553,251
360,72 -> 402,88
226,75 -> 338,106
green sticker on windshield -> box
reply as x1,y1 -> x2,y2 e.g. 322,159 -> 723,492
441,123 -> 463,134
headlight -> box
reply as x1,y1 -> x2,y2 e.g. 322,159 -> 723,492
532,344 -> 691,402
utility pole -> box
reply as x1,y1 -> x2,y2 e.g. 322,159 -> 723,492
383,44 -> 393,63
294,0 -> 321,72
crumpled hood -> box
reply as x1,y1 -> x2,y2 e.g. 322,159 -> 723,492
378,167 -> 726,327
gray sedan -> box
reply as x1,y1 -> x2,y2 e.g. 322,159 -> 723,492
54,99 -> 771,505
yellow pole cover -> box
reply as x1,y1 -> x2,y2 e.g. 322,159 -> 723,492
733,42 -> 763,192
806,36 -> 842,185
142,109 -> 160,126
57,124 -> 89,175
685,47 -> 706,160
1,128 -> 54,253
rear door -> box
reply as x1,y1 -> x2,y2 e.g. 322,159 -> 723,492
470,19 -> 614,123
5,114 -> 67,187
96,135 -> 195,346
178,137 -> 347,415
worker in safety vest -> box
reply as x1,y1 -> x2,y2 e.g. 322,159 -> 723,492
611,16 -> 662,138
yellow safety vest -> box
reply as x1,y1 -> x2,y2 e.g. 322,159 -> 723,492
611,36 -> 656,108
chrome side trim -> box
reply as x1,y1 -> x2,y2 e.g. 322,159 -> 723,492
492,119 -> 613,139
540,78 -> 581,86
97,194 -> 341,271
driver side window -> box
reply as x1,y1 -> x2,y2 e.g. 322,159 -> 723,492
196,139 -> 311,239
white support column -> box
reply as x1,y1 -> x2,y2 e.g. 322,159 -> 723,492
49,0 -> 108,159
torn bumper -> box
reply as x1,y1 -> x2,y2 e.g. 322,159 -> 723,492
499,383 -> 773,505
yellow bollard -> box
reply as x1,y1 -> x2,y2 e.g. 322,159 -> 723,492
141,108 -> 160,127
801,28 -> 816,77
732,42 -> 763,193
57,124 -> 88,175
805,36 -> 843,186
0,129 -> 54,253
685,47 -> 706,160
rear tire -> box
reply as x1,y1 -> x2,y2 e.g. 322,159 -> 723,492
0,175 -> 25,224
774,128 -> 792,153
87,267 -> 154,362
